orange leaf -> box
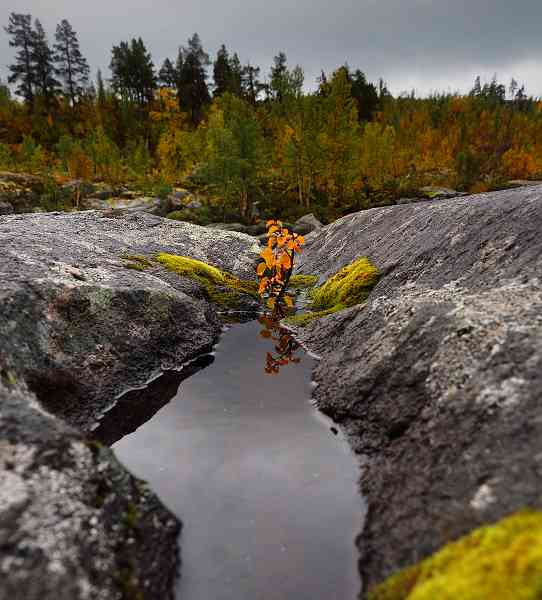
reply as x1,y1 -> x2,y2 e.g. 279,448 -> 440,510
260,247 -> 274,267
280,253 -> 292,270
284,295 -> 294,307
256,262 -> 267,276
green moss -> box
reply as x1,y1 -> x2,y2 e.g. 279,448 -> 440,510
289,274 -> 319,289
156,253 -> 258,310
123,502 -> 140,530
285,257 -> 379,326
121,254 -> 153,268
284,307 -> 338,327
124,262 -> 146,271
368,510 -> 542,600
311,256 -> 379,311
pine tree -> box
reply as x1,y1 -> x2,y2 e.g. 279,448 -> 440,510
213,44 -> 231,97
350,69 -> 378,122
96,69 -> 106,106
32,19 -> 60,101
269,52 -> 288,102
158,58 -> 177,88
53,19 -> 90,105
4,13 -> 35,105
228,52 -> 243,97
241,63 -> 263,104
110,38 -> 156,104
177,33 -> 210,124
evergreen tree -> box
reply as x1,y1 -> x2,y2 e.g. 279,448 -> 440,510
32,19 -> 60,101
350,69 -> 378,121
269,52 -> 288,102
241,63 -> 264,104
4,13 -> 35,105
110,38 -> 156,104
53,19 -> 90,105
213,44 -> 231,97
177,33 -> 210,124
158,58 -> 177,88
96,69 -> 106,106
228,52 -> 243,96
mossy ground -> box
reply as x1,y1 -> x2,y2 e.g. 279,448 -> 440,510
286,257 -> 379,326
368,510 -> 542,600
156,253 -> 258,310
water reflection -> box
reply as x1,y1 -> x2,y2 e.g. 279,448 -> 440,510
258,313 -> 301,375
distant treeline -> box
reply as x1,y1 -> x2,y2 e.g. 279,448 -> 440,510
1,11 -> 542,222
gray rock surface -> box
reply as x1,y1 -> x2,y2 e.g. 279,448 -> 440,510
294,185 -> 542,594
294,213 -> 323,235
0,210 -> 260,599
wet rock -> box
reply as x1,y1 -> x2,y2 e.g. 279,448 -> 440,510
294,185 -> 542,595
0,211 -> 260,599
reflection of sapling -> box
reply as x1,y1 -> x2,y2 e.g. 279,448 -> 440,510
256,219 -> 304,312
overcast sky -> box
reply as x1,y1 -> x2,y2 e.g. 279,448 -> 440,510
1,0 -> 541,97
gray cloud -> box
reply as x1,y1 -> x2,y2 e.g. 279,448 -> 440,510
1,0 -> 541,96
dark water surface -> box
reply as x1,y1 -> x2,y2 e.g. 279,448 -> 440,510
113,320 -> 363,600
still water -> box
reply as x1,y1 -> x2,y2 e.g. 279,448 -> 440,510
113,320 -> 363,600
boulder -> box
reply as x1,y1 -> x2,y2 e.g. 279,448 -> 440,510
0,210 -> 260,599
166,188 -> 192,211
419,185 -> 466,199
294,185 -> 542,595
206,222 -> 249,234
0,201 -> 13,215
0,171 -> 43,213
293,213 -> 323,235
81,195 -> 166,216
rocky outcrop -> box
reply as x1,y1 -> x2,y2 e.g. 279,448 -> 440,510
0,210 -> 260,599
294,185 -> 542,594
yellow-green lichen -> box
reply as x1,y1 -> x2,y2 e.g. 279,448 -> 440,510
156,253 -> 258,310
368,510 -> 542,600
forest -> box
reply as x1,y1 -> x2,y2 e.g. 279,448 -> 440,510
2,11 -> 542,223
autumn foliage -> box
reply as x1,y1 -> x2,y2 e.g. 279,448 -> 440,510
256,220 -> 304,312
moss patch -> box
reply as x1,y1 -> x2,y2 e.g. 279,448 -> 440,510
368,510 -> 542,600
289,274 -> 319,289
156,253 -> 258,310
285,257 -> 379,326
121,254 -> 153,268
121,254 -> 153,271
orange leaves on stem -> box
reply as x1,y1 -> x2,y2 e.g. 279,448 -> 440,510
256,219 -> 305,316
